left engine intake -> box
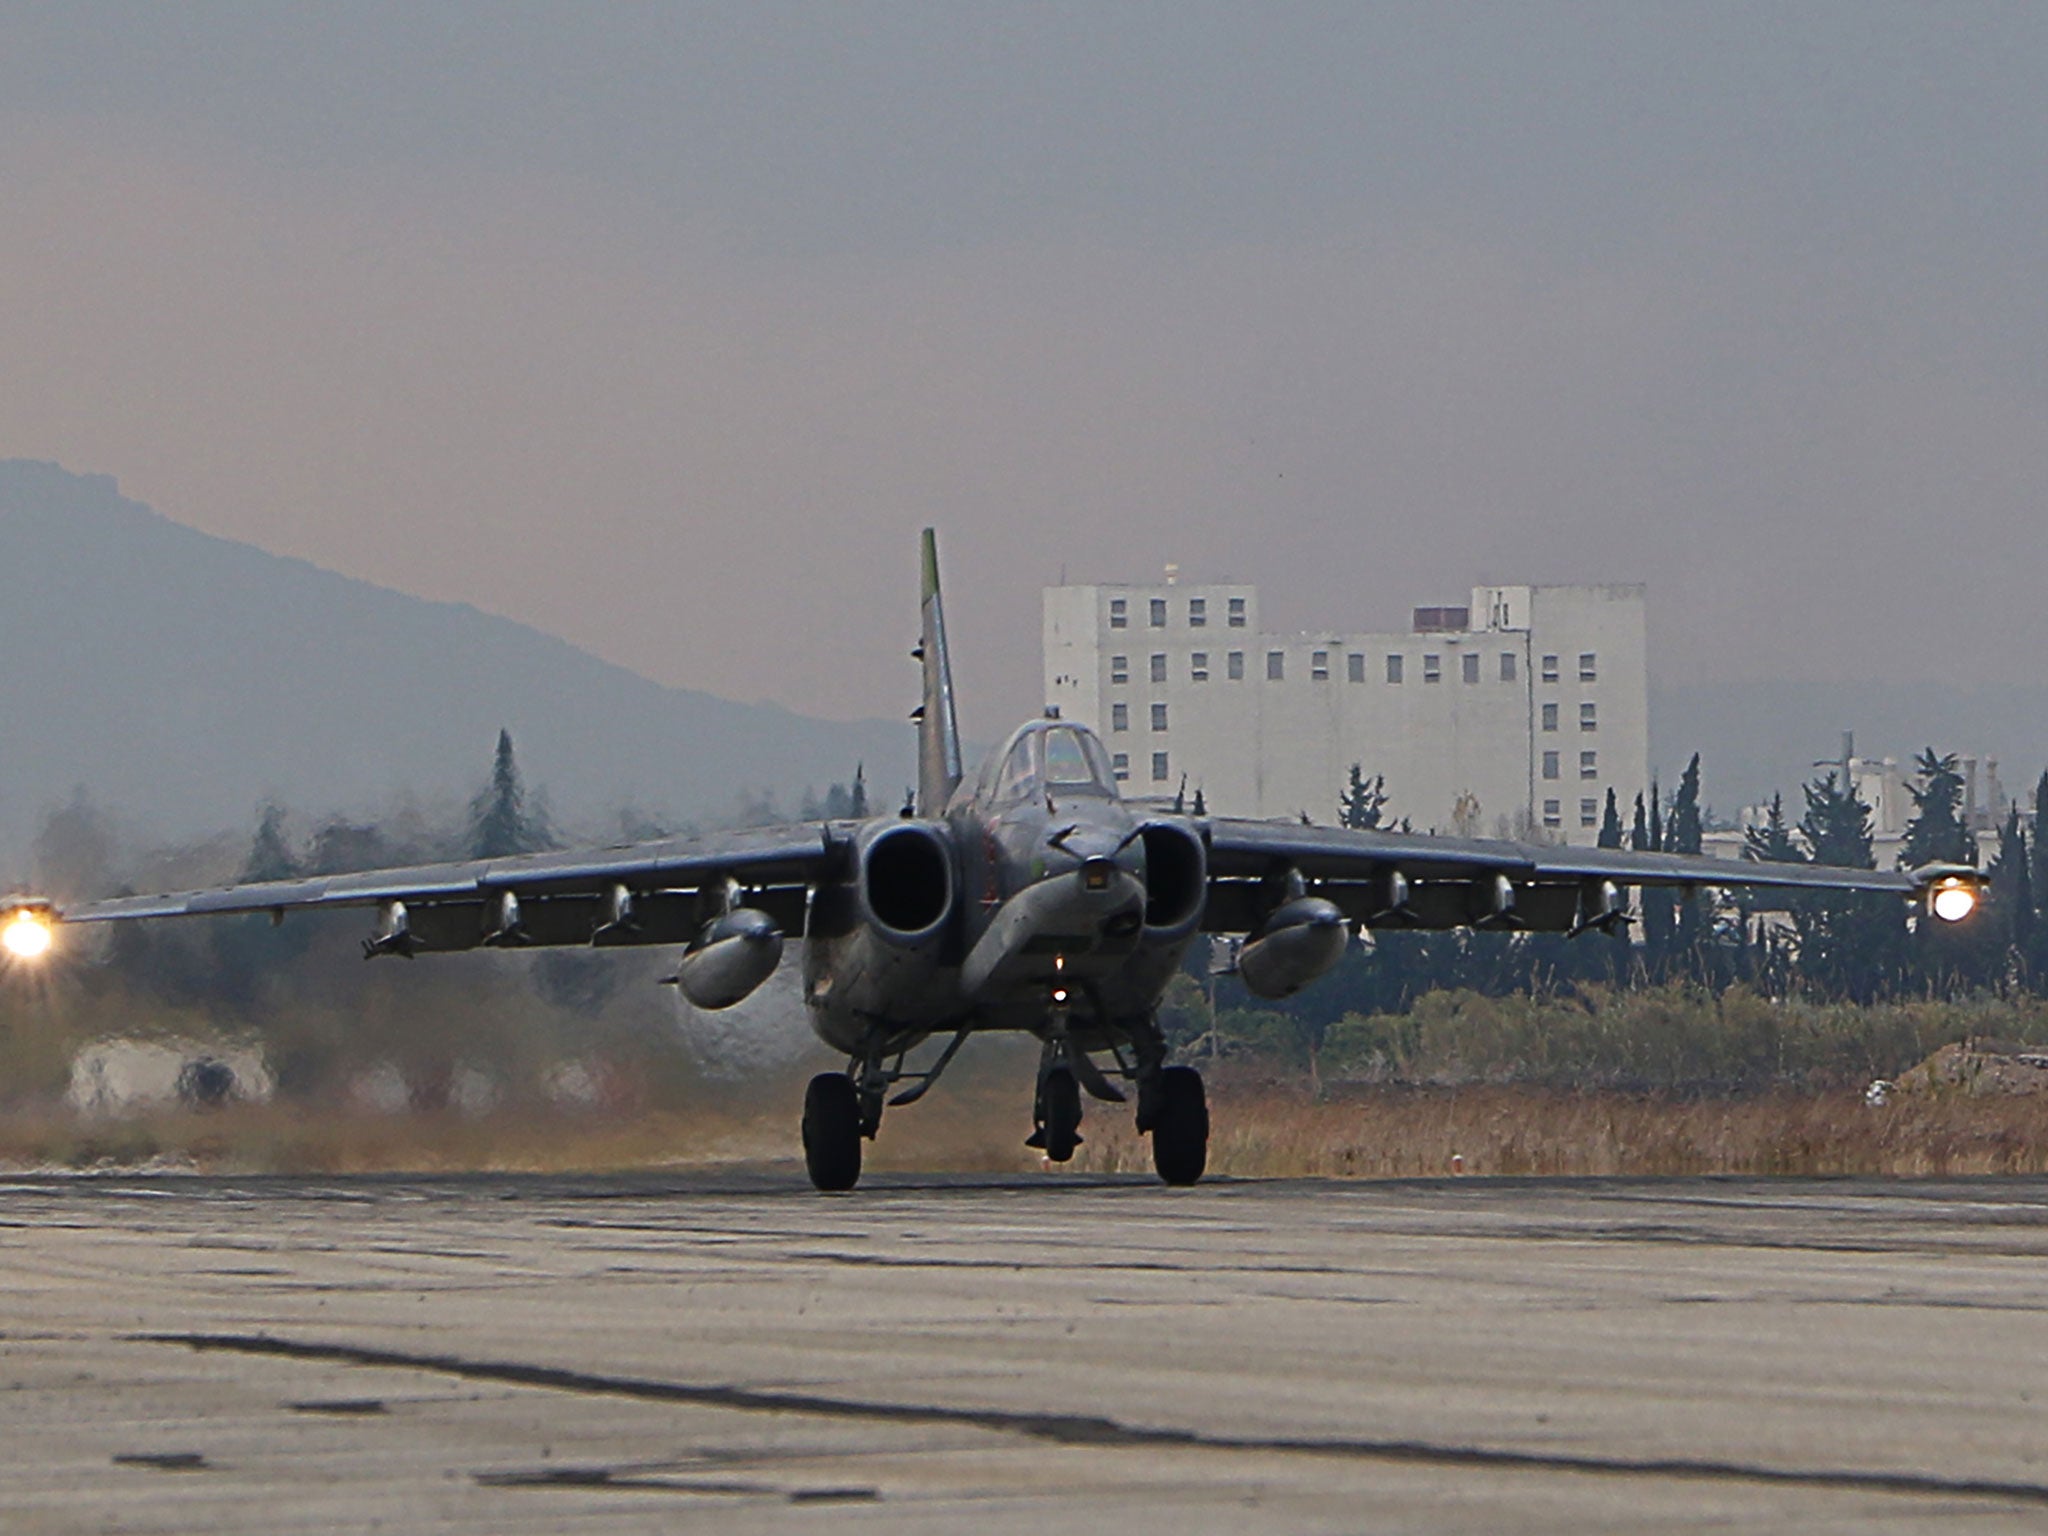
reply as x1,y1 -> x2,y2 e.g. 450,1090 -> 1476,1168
1236,895 -> 1348,999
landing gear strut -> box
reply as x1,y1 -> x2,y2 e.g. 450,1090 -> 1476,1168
1028,1056 -> 1084,1162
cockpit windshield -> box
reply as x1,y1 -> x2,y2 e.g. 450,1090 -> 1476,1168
1044,725 -> 1117,796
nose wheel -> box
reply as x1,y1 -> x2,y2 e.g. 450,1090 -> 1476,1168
1027,1063 -> 1084,1162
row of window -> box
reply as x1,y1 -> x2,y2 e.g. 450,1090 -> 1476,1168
1542,750 -> 1599,779
1540,702 -> 1598,732
1105,750 -> 1169,784
1112,707 -> 1607,748
1544,797 -> 1604,830
1107,702 -> 1172,733
1108,650 -> 1599,686
1110,595 -> 1248,630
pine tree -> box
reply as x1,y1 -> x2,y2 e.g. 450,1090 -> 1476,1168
1901,749 -> 1974,869
1597,788 -> 1624,850
1340,764 -> 1387,830
468,729 -> 553,859
1743,793 -> 1802,863
242,802 -> 298,882
849,763 -> 869,818
1795,771 -> 1901,1000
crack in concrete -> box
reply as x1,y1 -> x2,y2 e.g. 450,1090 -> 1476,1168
144,1331 -> 2048,1508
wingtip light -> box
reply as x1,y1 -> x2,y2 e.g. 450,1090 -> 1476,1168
2,907 -> 55,960
1930,878 -> 1978,924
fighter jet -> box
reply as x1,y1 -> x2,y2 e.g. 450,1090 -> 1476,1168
1,532 -> 1984,1189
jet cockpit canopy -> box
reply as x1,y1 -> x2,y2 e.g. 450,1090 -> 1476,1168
973,720 -> 1121,806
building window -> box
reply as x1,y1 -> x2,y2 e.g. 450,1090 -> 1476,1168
1580,750 -> 1597,779
1151,751 -> 1170,782
1579,652 -> 1597,682
1348,653 -> 1365,683
1580,702 -> 1597,732
1462,652 -> 1480,684
1189,597 -> 1206,628
1227,651 -> 1245,680
1110,655 -> 1128,684
1500,652 -> 1517,682
1543,798 -> 1562,828
1580,798 -> 1599,828
1109,597 -> 1127,629
1227,596 -> 1246,628
1385,654 -> 1404,684
1191,651 -> 1209,682
1150,653 -> 1167,683
1150,703 -> 1168,732
1149,597 -> 1167,628
1111,702 -> 1128,732
1542,751 -> 1560,780
1541,654 -> 1559,683
1111,752 -> 1129,782
1423,654 -> 1441,683
1312,649 -> 1329,681
1541,702 -> 1558,732
1267,651 -> 1285,681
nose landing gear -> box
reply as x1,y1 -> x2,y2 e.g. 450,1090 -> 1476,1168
1026,1057 -> 1084,1162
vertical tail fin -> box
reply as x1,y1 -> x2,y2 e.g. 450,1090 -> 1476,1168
917,528 -> 963,815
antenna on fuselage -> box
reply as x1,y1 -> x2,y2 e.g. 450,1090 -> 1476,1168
916,529 -> 964,816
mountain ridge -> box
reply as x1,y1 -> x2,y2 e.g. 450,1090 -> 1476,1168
0,460 -> 911,876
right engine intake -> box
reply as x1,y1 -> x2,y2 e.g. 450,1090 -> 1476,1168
856,821 -> 955,946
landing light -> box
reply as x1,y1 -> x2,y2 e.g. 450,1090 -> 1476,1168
2,910 -> 54,960
1930,879 -> 1977,924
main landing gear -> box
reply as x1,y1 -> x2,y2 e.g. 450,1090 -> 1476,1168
801,1072 -> 864,1192
800,1016 -> 1212,1192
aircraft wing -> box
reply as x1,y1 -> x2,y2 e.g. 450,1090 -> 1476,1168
1197,817 -> 1962,934
39,822 -> 848,954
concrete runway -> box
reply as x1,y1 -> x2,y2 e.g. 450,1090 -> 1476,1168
4,1170 -> 2048,1533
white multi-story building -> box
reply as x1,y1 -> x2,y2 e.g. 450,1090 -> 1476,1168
1043,577 -> 1649,844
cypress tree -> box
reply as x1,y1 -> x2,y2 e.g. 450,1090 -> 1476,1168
1597,788 -> 1624,850
2031,769 -> 2048,907
1993,804 -> 2034,981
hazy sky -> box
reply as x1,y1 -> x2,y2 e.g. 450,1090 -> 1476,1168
3,3 -> 2044,739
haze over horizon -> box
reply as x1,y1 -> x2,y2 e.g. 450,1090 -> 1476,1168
3,4 -> 2043,745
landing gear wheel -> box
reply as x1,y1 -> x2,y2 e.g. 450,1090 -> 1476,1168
802,1072 -> 863,1191
1036,1066 -> 1083,1163
1150,1065 -> 1208,1186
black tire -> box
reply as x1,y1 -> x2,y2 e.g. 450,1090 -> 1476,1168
1040,1066 -> 1082,1163
802,1072 -> 863,1192
1151,1065 -> 1208,1186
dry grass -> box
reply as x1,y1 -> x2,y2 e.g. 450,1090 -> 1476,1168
1071,1080 -> 2048,1179
4,1077 -> 2046,1180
